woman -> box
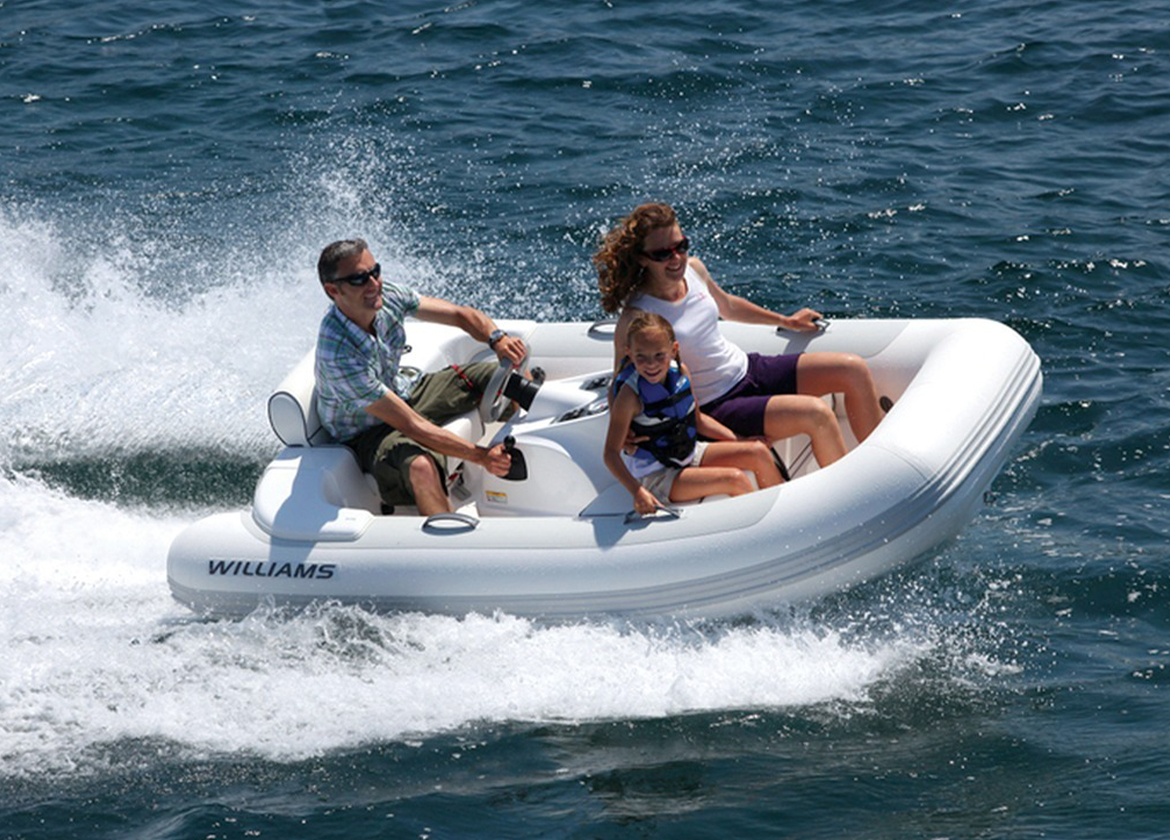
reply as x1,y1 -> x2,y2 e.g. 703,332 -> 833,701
595,202 -> 885,467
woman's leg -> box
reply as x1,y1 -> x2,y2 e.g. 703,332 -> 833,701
762,393 -> 847,466
698,441 -> 782,488
795,352 -> 883,443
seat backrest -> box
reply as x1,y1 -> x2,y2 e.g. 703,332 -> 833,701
267,349 -> 333,447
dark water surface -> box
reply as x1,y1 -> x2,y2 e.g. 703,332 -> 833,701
3,1 -> 1169,837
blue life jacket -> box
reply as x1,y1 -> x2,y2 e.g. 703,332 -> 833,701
614,359 -> 698,469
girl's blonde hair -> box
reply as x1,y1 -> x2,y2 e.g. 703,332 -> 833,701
625,311 -> 679,362
594,203 -> 678,314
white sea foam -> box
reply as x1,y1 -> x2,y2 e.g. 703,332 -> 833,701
7,520 -> 918,767
0,131 -> 581,475
0,470 -> 937,779
0,196 -> 437,466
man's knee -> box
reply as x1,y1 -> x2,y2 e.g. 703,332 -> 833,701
407,453 -> 445,495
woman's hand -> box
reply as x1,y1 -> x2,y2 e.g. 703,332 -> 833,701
782,308 -> 823,332
623,429 -> 649,454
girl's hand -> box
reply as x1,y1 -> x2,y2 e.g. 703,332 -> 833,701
633,486 -> 661,515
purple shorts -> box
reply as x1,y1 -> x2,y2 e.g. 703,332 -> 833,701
701,352 -> 801,438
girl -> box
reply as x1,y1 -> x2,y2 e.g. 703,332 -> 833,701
595,202 -> 886,467
604,312 -> 782,515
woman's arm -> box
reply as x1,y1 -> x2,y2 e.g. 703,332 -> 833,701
611,306 -> 641,373
693,402 -> 738,442
609,306 -> 643,411
690,257 -> 822,332
680,362 -> 737,441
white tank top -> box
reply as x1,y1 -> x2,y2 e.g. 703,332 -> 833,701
627,264 -> 748,404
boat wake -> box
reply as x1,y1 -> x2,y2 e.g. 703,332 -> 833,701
1,467 -> 1019,780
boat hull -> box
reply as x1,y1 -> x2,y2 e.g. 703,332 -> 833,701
167,317 -> 1042,620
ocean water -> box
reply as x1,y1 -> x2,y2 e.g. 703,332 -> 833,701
2,0 -> 1169,837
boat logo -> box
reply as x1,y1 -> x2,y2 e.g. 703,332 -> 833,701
207,559 -> 336,580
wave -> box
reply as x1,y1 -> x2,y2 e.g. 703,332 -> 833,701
9,449 -> 264,510
0,140 -> 497,473
0,468 -> 1042,780
0,600 -> 1003,779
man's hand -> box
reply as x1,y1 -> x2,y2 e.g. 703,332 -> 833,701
477,443 -> 512,476
493,334 -> 527,367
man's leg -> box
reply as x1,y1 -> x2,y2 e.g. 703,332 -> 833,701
406,361 -> 499,425
351,424 -> 451,514
405,452 -> 452,515
354,361 -> 499,514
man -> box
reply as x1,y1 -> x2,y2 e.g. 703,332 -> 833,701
314,238 -> 527,515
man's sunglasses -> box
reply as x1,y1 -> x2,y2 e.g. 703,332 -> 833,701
332,263 -> 382,287
642,237 -> 690,263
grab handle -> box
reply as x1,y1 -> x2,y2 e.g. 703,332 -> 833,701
422,512 -> 480,533
623,506 -> 682,525
775,318 -> 829,335
587,318 -> 618,339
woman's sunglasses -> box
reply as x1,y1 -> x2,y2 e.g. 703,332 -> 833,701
333,263 -> 382,287
642,237 -> 690,263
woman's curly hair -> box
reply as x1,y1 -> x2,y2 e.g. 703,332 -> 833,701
594,203 -> 678,313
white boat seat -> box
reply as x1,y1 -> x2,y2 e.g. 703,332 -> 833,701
267,350 -> 330,447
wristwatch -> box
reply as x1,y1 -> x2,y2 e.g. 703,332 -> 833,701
488,329 -> 508,349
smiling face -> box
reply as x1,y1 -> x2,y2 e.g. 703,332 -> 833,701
628,328 -> 678,384
324,248 -> 383,332
637,223 -> 690,290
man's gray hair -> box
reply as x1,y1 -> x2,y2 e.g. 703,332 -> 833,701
317,238 -> 369,284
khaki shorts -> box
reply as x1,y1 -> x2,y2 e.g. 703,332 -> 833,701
347,361 -> 497,507
638,441 -> 708,503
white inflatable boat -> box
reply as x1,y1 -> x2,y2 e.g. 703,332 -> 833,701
167,317 -> 1041,620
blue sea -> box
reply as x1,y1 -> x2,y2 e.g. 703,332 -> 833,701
2,1 -> 1168,837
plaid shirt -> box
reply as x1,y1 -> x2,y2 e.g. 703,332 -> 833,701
314,281 -> 421,441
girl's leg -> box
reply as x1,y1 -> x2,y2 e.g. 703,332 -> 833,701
761,394 -> 847,466
795,352 -> 884,443
667,465 -> 754,503
698,441 -> 782,488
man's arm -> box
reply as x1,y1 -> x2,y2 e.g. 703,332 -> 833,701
415,296 -> 527,365
364,389 -> 511,475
